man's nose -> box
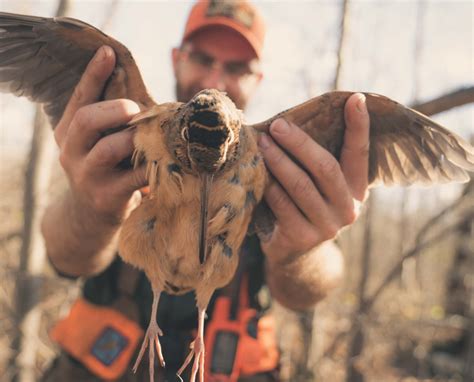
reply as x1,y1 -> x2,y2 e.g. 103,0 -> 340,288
201,66 -> 227,92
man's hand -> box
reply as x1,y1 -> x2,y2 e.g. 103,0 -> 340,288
258,93 -> 370,264
55,45 -> 147,226
42,45 -> 147,276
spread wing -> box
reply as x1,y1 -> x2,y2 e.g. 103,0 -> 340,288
250,91 -> 474,237
251,91 -> 473,186
0,12 -> 154,127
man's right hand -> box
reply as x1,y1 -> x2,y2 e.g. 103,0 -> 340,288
42,45 -> 147,276
55,45 -> 147,226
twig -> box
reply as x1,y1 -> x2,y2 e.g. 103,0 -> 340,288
415,182 -> 471,245
323,211 -> 472,358
363,215 -> 472,313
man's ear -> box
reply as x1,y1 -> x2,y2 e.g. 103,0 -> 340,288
171,47 -> 181,76
247,71 -> 264,99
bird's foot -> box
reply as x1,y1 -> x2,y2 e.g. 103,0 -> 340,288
132,320 -> 165,381
176,337 -> 205,382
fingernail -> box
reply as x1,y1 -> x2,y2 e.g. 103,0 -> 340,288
258,133 -> 270,149
94,46 -> 111,62
271,119 -> 290,135
356,94 -> 366,113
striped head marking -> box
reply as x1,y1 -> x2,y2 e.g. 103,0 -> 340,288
180,89 -> 243,174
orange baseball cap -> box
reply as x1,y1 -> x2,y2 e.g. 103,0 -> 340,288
182,0 -> 266,59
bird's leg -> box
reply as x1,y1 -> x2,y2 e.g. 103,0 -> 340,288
133,288 -> 165,382
176,307 -> 207,382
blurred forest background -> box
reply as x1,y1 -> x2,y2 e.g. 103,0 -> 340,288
0,0 -> 473,381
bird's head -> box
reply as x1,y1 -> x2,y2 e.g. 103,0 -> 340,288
179,89 -> 243,175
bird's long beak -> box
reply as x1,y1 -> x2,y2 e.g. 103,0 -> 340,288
199,173 -> 214,265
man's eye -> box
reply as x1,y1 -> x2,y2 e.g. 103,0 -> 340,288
190,52 -> 214,68
225,62 -> 250,76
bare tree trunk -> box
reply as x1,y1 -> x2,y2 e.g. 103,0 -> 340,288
333,0 -> 349,90
55,0 -> 71,17
11,2 -> 71,381
458,207 -> 473,381
400,0 -> 425,292
12,108 -> 55,382
447,179 -> 473,381
444,181 -> 473,318
466,239 -> 474,381
345,194 -> 374,382
398,189 -> 410,287
100,0 -> 120,31
277,306 -> 316,382
297,310 -> 315,381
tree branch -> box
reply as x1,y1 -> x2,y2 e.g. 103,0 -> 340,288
415,181 -> 471,245
333,0 -> 349,90
323,188 -> 472,359
363,217 -> 470,313
411,86 -> 474,116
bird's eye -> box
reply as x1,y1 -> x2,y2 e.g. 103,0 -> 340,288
181,127 -> 189,141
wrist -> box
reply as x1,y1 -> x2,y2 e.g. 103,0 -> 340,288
264,240 -> 343,286
69,187 -> 142,231
264,240 -> 344,310
68,190 -> 121,233
262,239 -> 319,268
265,248 -> 303,270
42,189 -> 121,276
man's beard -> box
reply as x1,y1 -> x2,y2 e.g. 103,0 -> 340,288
175,82 -> 247,110
175,82 -> 198,105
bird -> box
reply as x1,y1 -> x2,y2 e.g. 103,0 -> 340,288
0,12 -> 473,382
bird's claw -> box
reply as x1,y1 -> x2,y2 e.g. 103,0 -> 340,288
132,320 -> 165,381
176,338 -> 205,382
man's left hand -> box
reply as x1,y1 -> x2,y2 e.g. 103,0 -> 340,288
258,93 -> 370,263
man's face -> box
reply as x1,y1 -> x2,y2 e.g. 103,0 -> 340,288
172,26 -> 263,110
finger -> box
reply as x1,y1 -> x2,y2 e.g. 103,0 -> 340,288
115,164 -> 148,196
63,99 -> 140,158
55,45 -> 116,145
341,93 -> 370,201
263,180 -> 320,249
86,127 -> 136,169
259,133 -> 334,225
266,119 -> 353,213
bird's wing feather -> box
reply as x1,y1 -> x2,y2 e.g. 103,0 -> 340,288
250,91 -> 474,237
0,12 -> 154,127
251,91 -> 473,185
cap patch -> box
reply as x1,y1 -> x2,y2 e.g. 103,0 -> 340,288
206,0 -> 255,29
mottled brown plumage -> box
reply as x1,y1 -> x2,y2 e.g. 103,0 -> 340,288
119,89 -> 266,380
1,12 -> 473,382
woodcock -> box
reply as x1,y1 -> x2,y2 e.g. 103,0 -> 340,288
1,12 -> 473,382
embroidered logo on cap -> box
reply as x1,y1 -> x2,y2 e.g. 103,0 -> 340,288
206,0 -> 255,29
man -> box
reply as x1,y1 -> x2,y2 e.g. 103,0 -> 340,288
41,1 -> 369,381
